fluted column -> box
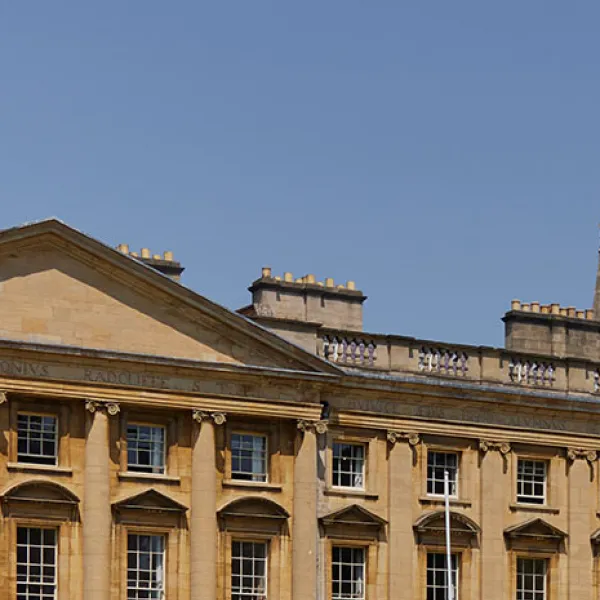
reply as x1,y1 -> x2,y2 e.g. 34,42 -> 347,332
479,440 -> 510,600
191,410 -> 225,600
567,448 -> 596,600
83,400 -> 119,600
292,419 -> 325,600
387,431 -> 419,600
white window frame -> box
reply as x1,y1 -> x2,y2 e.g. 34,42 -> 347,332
332,545 -> 366,600
17,413 -> 59,466
231,433 -> 268,483
426,552 -> 459,600
516,557 -> 547,600
126,423 -> 166,475
127,533 -> 165,600
516,459 -> 547,505
332,442 -> 366,490
427,451 -> 459,497
231,540 -> 268,599
16,526 -> 58,600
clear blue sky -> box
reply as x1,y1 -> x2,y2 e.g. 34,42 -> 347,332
1,2 -> 598,347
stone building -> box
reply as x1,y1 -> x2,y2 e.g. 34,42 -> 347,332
1,218 -> 600,600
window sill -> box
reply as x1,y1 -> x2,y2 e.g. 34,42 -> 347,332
7,462 -> 72,476
509,503 -> 559,515
325,487 -> 379,500
222,479 -> 283,492
118,472 -> 181,485
419,496 -> 472,508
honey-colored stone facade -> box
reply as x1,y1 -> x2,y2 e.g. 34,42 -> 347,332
1,219 -> 600,600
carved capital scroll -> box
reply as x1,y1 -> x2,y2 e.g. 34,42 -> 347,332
85,400 -> 101,413
387,431 -> 420,446
567,447 -> 598,463
0,391 -> 7,405
192,410 -> 227,425
478,440 -> 511,455
106,402 -> 120,416
297,419 -> 328,435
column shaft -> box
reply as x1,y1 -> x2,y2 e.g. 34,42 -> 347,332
191,419 -> 217,600
83,409 -> 111,600
292,428 -> 318,600
388,441 -> 413,600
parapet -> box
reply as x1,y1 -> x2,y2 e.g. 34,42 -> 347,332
503,299 -> 600,360
246,267 -> 366,331
116,244 -> 184,281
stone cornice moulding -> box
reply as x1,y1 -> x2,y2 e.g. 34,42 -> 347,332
566,447 -> 598,463
386,431 -> 420,446
85,400 -> 120,416
297,419 -> 328,435
192,409 -> 227,426
479,440 -> 512,455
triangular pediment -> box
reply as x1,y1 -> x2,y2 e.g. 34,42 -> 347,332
320,504 -> 387,527
113,489 -> 187,513
0,219 -> 339,373
504,518 -> 567,541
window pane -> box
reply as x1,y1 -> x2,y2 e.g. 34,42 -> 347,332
231,434 -> 267,482
17,414 -> 58,465
17,527 -> 57,600
517,558 -> 547,600
127,424 -> 166,474
127,534 -> 165,600
332,546 -> 365,600
332,443 -> 365,489
231,541 -> 268,599
427,452 -> 459,496
427,553 -> 458,600
517,460 -> 547,505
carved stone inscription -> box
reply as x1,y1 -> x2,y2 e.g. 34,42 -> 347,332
0,357 -> 308,403
334,397 -> 600,436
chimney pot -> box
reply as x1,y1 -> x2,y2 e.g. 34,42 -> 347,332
117,243 -> 129,254
325,277 -> 334,288
551,303 -> 560,315
306,274 -> 316,284
511,299 -> 521,311
163,251 -> 174,261
283,272 -> 293,282
261,267 -> 272,279
274,276 -> 281,281
541,305 -> 550,314
153,254 -> 161,260
587,309 -> 595,320
577,309 -> 585,319
567,306 -> 576,317
560,307 -> 568,316
531,301 -> 540,313
141,248 -> 150,259
522,303 -> 531,311
295,278 -> 303,283
131,251 -> 139,257
346,280 -> 356,291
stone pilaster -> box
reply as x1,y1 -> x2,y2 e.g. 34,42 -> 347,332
479,440 -> 511,600
190,410 -> 225,600
83,400 -> 119,600
567,448 -> 596,600
293,419 -> 326,600
387,431 -> 419,600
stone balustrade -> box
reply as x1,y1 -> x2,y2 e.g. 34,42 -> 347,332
418,347 -> 468,376
508,358 -> 555,386
317,328 -> 600,396
322,335 -> 377,366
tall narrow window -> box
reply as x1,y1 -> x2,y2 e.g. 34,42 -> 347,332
427,553 -> 458,600
516,558 -> 547,600
231,540 -> 267,600
17,527 -> 57,600
127,424 -> 166,474
332,443 -> 365,489
517,459 -> 547,505
427,451 -> 458,496
127,534 -> 165,600
231,434 -> 268,482
17,414 -> 58,465
332,546 -> 365,600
